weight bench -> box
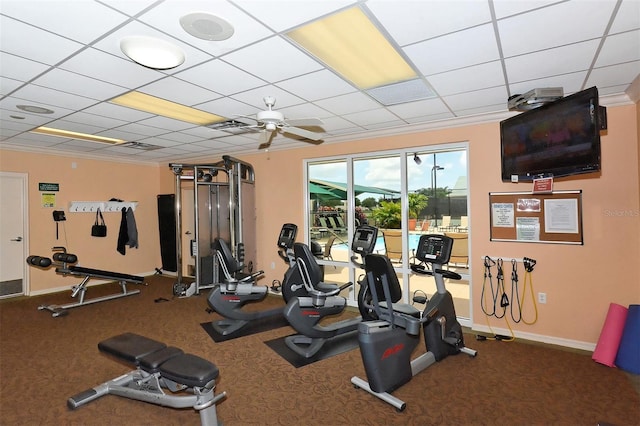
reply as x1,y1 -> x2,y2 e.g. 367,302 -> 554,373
68,333 -> 226,426
27,246 -> 142,317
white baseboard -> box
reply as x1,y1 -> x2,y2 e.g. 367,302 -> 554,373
28,270 -> 160,297
471,323 -> 596,352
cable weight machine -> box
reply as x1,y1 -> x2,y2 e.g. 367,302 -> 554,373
169,156 -> 256,297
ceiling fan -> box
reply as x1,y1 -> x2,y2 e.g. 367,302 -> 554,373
237,96 -> 325,150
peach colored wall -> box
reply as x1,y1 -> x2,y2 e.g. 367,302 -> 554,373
0,150 -> 163,293
233,103 -> 638,346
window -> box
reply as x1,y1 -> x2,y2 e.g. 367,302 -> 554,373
304,144 -> 470,320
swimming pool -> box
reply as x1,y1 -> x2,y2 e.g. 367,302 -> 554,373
332,233 -> 423,253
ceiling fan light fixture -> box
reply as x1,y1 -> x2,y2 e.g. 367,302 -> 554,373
180,12 -> 234,41
120,36 -> 185,70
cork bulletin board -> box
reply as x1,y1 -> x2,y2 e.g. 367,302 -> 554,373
489,190 -> 583,244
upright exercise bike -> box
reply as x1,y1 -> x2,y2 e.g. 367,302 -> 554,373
351,234 -> 477,411
283,225 -> 378,358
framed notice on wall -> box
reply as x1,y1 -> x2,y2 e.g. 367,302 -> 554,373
489,190 -> 583,244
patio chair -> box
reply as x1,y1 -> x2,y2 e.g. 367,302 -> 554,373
444,232 -> 469,268
438,215 -> 452,232
457,216 -> 468,232
382,229 -> 403,263
323,235 -> 337,262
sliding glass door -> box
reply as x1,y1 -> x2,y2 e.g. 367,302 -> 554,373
304,145 -> 470,320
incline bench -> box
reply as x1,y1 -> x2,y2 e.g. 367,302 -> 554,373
68,333 -> 226,425
27,246 -> 143,317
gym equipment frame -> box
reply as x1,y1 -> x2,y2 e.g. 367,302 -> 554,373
27,247 -> 142,317
170,155 -> 257,297
68,333 -> 226,426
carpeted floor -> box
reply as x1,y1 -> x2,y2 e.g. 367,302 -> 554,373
0,275 -> 638,425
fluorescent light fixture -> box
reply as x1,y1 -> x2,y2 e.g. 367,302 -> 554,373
110,91 -> 226,125
287,7 -> 416,89
120,36 -> 185,70
30,127 -> 125,145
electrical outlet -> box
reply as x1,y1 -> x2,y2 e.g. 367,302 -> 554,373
538,292 -> 547,304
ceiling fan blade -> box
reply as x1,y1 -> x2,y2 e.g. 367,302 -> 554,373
285,117 -> 324,127
282,125 -> 324,141
258,130 -> 276,150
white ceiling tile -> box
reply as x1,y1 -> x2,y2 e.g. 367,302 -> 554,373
32,69 -> 128,100
387,98 -> 450,120
367,0 -> 492,46
0,15 -> 83,65
342,108 -> 400,127
0,52 -> 50,83
428,61 -> 506,96
587,61 -> 640,89
234,0 -> 356,32
139,77 -> 222,106
0,107 -> 58,127
0,0 -> 128,43
492,0 -> 562,19
321,115 -> 363,132
509,71 -> 589,97
275,70 -> 355,101
498,0 -> 618,57
153,131 -> 206,144
231,85 -> 304,109
404,24 -> 500,75
609,0 -> 640,34
52,140 -> 104,152
0,95 -> 79,120
139,0 -> 274,56
41,119 -> 106,135
314,92 -> 380,116
10,84 -> 98,111
405,112 -> 454,124
59,48 -> 164,88
96,128 -> 147,142
0,119 -> 35,133
135,116 -> 197,131
506,40 -> 600,84
278,103 -> 332,120
82,102 -> 154,122
223,36 -> 323,83
175,60 -> 265,96
62,111 -> 128,130
112,123 -> 170,137
195,96 -> 257,119
595,30 -> 640,67
442,86 -> 509,112
0,77 -> 24,97
102,0 -> 159,16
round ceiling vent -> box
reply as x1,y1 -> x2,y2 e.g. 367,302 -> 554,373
180,12 -> 234,41
17,105 -> 54,114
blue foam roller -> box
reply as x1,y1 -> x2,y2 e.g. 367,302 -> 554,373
615,304 -> 640,374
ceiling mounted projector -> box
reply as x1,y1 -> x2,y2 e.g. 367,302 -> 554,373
508,87 -> 564,111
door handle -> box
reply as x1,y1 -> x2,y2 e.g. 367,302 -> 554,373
10,236 -> 23,242
185,231 -> 192,235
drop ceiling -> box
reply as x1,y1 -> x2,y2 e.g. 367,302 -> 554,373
1,0 -> 638,164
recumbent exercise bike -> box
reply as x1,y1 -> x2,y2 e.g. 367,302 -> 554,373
282,225 -> 378,358
351,234 -> 477,411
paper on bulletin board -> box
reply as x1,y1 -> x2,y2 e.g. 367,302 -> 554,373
42,193 -> 55,207
516,217 -> 540,241
492,202 -> 514,227
544,198 -> 579,233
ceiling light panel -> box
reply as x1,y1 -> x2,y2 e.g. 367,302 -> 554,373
287,6 -> 416,89
120,36 -> 185,70
31,126 -> 125,144
110,91 -> 225,125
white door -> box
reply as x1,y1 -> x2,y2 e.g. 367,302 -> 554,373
0,172 -> 28,298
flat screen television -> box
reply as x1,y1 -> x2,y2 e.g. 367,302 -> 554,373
500,86 -> 604,182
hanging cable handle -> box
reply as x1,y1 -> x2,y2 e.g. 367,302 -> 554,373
510,259 -> 522,323
524,257 -> 537,272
